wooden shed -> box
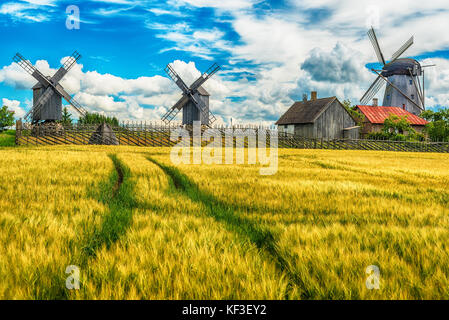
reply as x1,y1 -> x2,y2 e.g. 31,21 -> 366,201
276,92 -> 359,139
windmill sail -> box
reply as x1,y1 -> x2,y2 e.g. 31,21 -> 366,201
360,75 -> 385,105
13,51 -> 88,123
368,27 -> 386,65
390,36 -> 414,62
161,62 -> 219,126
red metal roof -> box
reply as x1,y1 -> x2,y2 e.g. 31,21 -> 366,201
356,105 -> 428,125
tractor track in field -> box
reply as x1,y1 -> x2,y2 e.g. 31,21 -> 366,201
112,156 -> 124,196
147,156 -> 310,300
82,154 -> 135,259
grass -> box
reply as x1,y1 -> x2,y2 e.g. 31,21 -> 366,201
0,145 -> 449,299
0,130 -> 15,147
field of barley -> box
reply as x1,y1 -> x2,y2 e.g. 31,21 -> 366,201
0,145 -> 448,299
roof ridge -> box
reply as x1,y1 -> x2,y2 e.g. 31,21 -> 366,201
276,96 -> 338,125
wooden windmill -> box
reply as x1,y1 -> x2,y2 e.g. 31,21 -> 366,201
161,63 -> 220,126
13,51 -> 88,124
360,27 -> 435,115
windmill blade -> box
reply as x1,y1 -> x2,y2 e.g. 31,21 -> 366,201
367,27 -> 386,65
390,36 -> 414,62
51,51 -> 82,84
161,107 -> 181,124
161,95 -> 190,124
207,110 -> 217,126
24,86 -> 55,121
53,83 -> 74,102
65,97 -> 87,117
173,95 -> 190,110
66,97 -> 88,117
360,75 -> 385,105
164,64 -> 190,94
189,63 -> 220,92
51,83 -> 87,116
13,52 -> 52,88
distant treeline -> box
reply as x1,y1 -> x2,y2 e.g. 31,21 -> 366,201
78,112 -> 119,126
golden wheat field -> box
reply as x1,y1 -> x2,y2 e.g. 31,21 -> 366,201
0,145 -> 448,299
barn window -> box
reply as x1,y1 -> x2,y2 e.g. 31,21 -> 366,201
410,80 -> 413,85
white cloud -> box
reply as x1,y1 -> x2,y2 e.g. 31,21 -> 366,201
0,1 -> 53,22
151,25 -> 231,60
148,8 -> 184,17
22,0 -> 57,5
176,0 -> 257,10
2,98 -> 26,118
0,57 -> 228,121
2,1 -> 449,124
420,58 -> 449,108
0,62 -> 37,89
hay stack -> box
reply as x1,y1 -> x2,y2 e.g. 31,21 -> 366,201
88,123 -> 119,145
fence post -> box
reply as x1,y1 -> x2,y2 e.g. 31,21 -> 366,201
15,119 -> 22,146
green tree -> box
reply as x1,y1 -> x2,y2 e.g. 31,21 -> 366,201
0,106 -> 15,132
342,99 -> 366,128
421,108 -> 449,142
61,107 -> 73,126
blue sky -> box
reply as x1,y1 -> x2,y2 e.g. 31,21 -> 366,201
1,0 -> 449,124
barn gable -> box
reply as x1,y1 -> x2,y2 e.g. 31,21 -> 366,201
275,97 -> 336,125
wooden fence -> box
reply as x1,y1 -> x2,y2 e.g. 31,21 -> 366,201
15,123 -> 449,153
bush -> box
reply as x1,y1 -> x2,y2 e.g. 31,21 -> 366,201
392,134 -> 407,141
411,132 -> 426,142
366,132 -> 390,140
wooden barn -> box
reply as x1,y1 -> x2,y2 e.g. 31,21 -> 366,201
276,92 -> 359,139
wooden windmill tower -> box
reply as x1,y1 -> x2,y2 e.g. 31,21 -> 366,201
360,27 -> 435,115
13,51 -> 88,124
161,63 -> 220,126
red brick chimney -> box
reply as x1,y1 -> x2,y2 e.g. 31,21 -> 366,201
373,98 -> 378,107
